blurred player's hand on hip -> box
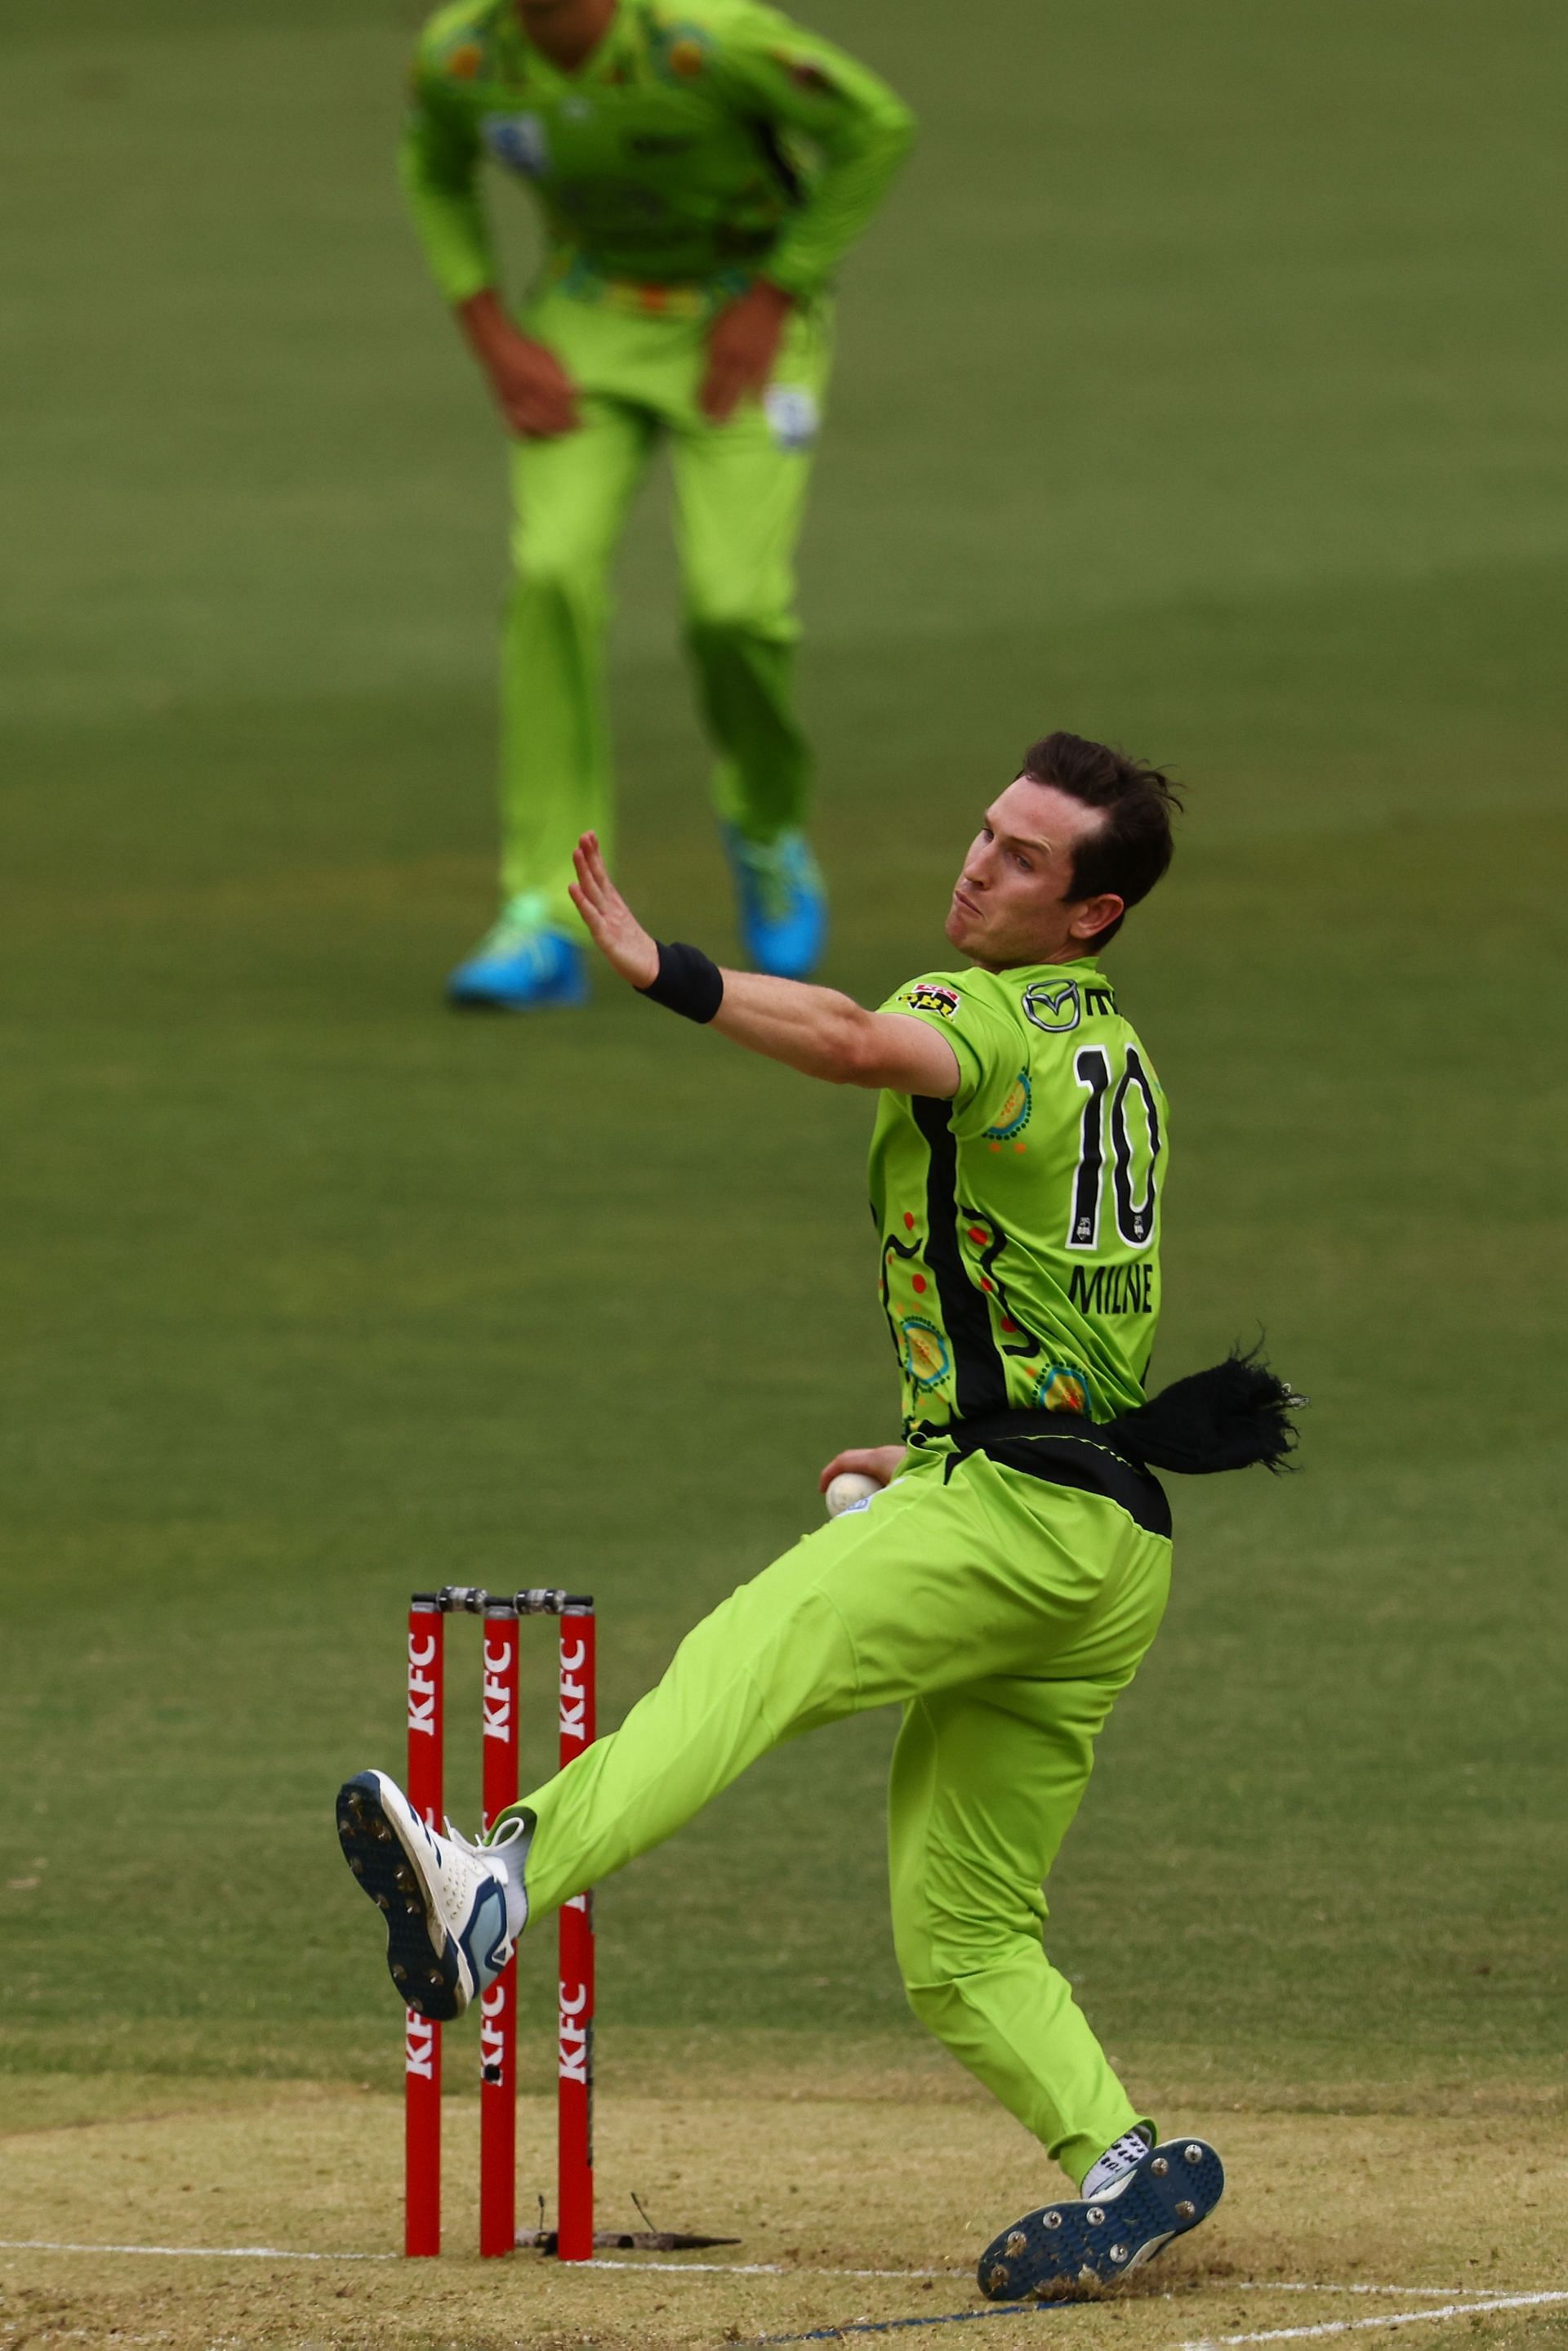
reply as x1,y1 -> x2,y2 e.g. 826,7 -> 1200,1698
819,1446 -> 905,1494
569,832 -> 660,988
457,290 -> 580,439
700,279 -> 794,425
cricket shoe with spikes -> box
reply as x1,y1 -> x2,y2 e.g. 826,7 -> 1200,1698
446,896 -> 587,1011
722,824 -> 826,979
977,2135 -> 1225,2303
335,1769 -> 520,2023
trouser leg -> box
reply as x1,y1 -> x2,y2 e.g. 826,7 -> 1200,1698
514,1510 -> 863,1915
670,307 -> 831,844
888,1672 -> 1153,2188
510,1454 -> 1169,1976
498,399 -> 653,925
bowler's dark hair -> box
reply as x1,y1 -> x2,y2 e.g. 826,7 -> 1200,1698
1019,731 -> 1183,947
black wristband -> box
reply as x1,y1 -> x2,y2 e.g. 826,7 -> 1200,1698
637,940 -> 725,1024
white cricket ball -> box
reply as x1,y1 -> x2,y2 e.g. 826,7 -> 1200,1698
825,1471 -> 882,1519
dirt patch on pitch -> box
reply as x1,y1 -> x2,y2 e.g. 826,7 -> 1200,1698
0,2079 -> 1564,2350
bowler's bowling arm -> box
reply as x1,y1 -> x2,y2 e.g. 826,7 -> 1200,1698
711,975 -> 959,1095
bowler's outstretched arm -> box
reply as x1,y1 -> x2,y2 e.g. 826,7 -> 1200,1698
569,832 -> 960,1099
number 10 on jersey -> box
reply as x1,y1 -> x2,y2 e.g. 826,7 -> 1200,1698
1067,1046 -> 1162,1251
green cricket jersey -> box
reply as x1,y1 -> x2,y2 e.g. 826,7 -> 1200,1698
870,961 -> 1169,1439
400,0 -> 915,307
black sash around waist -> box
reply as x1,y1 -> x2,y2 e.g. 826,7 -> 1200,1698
914,1411 -> 1174,1541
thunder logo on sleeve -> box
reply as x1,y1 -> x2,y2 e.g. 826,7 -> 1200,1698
869,961 -> 1167,1438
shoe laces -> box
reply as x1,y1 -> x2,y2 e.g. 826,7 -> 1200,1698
733,833 -> 805,926
441,1818 -> 504,1865
473,892 -> 556,963
442,1813 -> 530,1871
483,1815 -> 530,1855
441,1819 -> 519,1965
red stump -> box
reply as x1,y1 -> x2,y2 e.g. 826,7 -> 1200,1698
403,1599 -> 444,2257
479,1600 -> 521,2256
556,1605 -> 597,2261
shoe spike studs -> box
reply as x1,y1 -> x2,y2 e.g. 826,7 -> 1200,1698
1184,2144 -> 1204,2165
1110,2245 -> 1128,2264
987,2266 -> 1009,2295
1005,2233 -> 1027,2257
1042,2210 -> 1062,2231
1176,2200 -> 1196,2220
1151,2155 -> 1168,2176
1085,2206 -> 1105,2226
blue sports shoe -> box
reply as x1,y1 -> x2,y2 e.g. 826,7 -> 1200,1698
447,896 -> 587,1011
722,826 -> 826,979
335,1770 -> 524,2023
977,2134 -> 1225,2301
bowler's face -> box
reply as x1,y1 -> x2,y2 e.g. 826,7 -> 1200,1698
944,778 -> 1119,969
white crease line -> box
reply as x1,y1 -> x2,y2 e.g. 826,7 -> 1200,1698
0,2243 -> 963,2279
1236,2286 -> 1503,2300
1179,2286 -> 1568,2348
587,2260 -> 967,2277
0,2239 -> 394,2262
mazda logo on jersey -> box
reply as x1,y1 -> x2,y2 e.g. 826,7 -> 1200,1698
1021,979 -> 1080,1034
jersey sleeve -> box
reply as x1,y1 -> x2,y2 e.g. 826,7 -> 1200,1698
880,973 -> 1018,1123
705,2 -> 915,299
398,19 -> 497,306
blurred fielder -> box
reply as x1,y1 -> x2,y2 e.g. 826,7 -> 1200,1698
401,0 -> 913,1006
337,733 -> 1302,2297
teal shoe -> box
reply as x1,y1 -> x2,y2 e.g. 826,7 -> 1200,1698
722,827 -> 827,979
447,898 -> 587,1011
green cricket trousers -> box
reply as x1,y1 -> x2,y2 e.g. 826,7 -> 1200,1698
511,1442 -> 1173,2185
500,283 -> 831,929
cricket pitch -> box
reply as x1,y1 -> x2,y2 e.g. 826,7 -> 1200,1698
2,2063 -> 1563,2350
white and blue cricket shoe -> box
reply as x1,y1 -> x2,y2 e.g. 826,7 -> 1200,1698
335,1770 -> 519,2023
977,2133 -> 1225,2301
722,825 -> 826,979
446,897 -> 587,1011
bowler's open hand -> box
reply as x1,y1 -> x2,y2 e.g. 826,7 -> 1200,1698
569,832 -> 660,988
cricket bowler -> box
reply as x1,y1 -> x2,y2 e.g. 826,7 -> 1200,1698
337,732 -> 1301,2298
403,0 -> 914,1006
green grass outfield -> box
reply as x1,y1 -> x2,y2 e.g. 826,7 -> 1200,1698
2,0 -> 1564,2116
